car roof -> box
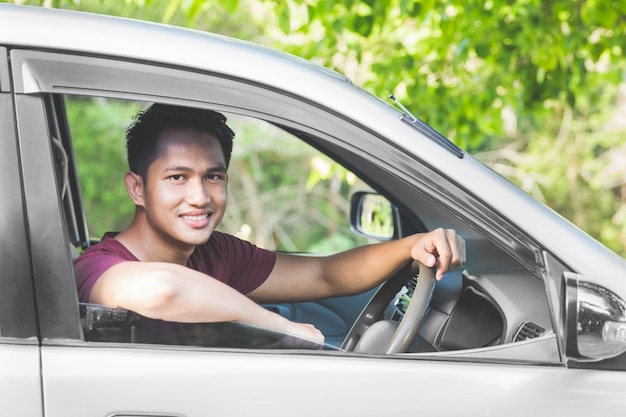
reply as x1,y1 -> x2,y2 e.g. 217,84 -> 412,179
0,4 -> 352,93
0,4 -> 404,151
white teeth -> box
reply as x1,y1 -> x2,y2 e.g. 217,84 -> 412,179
183,214 -> 208,221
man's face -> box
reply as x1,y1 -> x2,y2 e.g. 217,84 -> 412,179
141,128 -> 228,250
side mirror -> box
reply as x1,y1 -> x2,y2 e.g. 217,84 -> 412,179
350,191 -> 397,241
563,272 -> 626,362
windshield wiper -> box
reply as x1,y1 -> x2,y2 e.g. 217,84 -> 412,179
389,93 -> 464,159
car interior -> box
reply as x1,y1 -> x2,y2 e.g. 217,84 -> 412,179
45,91 -> 562,362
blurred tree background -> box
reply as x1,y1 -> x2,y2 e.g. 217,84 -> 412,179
6,0 -> 626,257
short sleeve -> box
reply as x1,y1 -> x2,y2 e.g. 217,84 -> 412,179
73,234 -> 137,302
188,232 -> 276,294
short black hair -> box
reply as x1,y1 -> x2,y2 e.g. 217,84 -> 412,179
125,103 -> 235,181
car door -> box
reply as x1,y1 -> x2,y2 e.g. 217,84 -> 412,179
9,38 -> 626,417
0,47 -> 43,417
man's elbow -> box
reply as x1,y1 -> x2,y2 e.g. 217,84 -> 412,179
106,267 -> 181,320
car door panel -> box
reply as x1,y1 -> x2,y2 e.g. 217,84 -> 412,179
0,345 -> 43,417
41,345 -> 626,417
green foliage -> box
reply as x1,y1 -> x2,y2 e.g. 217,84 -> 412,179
252,0 -> 626,257
515,107 -> 626,256
66,97 -> 369,253
220,117 -> 369,253
65,97 -> 141,239
357,194 -> 395,239
257,0 -> 625,150
12,0 -> 625,256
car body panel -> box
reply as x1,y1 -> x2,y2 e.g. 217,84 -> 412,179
41,344 -> 626,417
0,344 -> 43,417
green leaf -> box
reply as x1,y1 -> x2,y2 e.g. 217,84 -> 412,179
276,3 -> 291,34
474,42 -> 491,58
162,0 -> 182,23
218,0 -> 240,14
186,0 -> 206,21
353,15 -> 374,37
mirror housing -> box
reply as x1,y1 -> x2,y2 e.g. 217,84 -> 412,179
563,272 -> 626,362
350,191 -> 397,241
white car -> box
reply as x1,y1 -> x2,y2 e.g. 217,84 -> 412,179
1,4 -> 625,416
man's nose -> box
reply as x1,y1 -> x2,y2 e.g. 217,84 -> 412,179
186,178 -> 210,206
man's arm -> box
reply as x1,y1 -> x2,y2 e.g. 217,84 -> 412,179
89,261 -> 324,343
248,228 -> 465,303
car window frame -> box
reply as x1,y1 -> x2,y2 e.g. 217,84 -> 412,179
10,48 -> 563,366
14,91 -> 83,341
0,47 -> 39,340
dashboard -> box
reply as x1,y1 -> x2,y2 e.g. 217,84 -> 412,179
383,266 -> 553,353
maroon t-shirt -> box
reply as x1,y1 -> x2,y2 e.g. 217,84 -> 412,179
73,231 -> 277,302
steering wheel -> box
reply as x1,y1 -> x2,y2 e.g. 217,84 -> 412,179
385,262 -> 437,353
342,261 -> 437,354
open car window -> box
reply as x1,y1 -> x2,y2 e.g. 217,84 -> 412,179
60,94 -> 559,361
16,48 -> 560,362
66,96 -> 373,254
64,95 -> 376,350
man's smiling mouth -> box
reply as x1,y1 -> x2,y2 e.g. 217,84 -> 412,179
182,214 -> 209,221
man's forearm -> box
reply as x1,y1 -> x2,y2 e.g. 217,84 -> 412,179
90,261 -> 324,342
320,227 -> 464,293
318,234 -> 422,295
262,228 -> 463,302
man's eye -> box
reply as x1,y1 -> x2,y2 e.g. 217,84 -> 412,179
206,174 -> 224,181
169,175 -> 185,181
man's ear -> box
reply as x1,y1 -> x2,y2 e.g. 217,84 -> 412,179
124,171 -> 145,206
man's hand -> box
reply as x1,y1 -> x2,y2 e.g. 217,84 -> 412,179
282,320 -> 325,345
410,228 -> 466,280
252,306 -> 325,344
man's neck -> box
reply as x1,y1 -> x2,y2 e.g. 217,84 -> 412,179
115,222 -> 195,266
